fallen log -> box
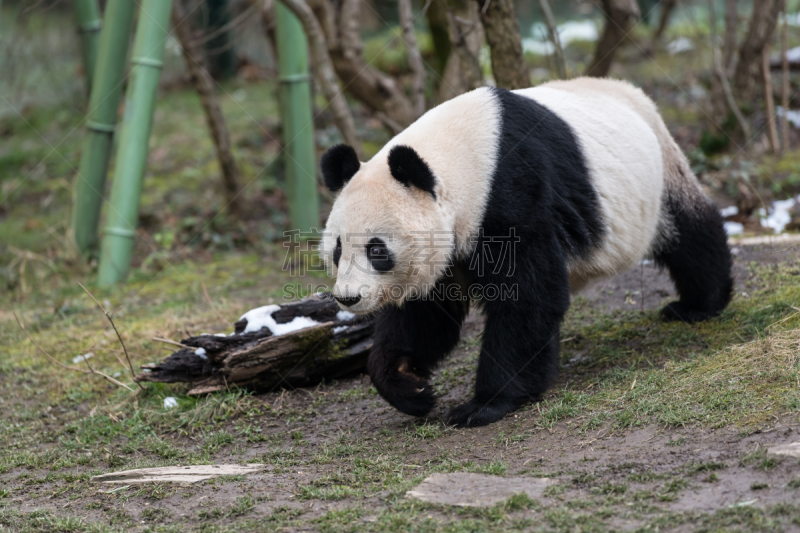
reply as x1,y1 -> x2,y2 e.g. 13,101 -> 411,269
135,293 -> 374,394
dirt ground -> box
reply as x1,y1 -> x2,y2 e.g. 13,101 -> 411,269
2,242 -> 800,533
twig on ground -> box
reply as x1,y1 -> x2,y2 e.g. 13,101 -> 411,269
78,282 -> 142,388
201,282 -> 228,326
13,312 -> 133,391
152,337 -> 190,348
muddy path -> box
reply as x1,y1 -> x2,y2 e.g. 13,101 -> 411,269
3,243 -> 800,532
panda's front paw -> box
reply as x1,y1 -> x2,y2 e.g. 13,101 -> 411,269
660,301 -> 719,323
446,398 -> 515,428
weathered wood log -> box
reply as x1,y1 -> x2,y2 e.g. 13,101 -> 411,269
136,293 -> 374,395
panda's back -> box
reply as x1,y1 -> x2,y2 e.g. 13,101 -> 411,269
513,80 -> 665,288
386,79 -> 669,289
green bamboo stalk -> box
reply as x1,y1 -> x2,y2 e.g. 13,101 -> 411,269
97,0 -> 174,285
275,2 -> 319,235
72,0 -> 136,256
73,0 -> 103,93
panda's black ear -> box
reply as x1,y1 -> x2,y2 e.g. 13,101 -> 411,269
320,144 -> 360,192
388,145 -> 437,199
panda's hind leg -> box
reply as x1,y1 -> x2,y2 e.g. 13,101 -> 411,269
654,195 -> 733,323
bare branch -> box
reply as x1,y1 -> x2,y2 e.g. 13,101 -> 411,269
439,0 -> 484,103
273,0 -> 364,158
14,312 -> 133,391
201,281 -> 228,326
78,282 -> 141,388
172,0 -> 244,215
153,337 -> 191,348
723,0 -> 738,72
781,1 -> 790,152
537,0 -> 566,79
14,312 -> 90,375
398,0 -> 427,117
732,0 -> 782,103
762,44 -> 780,153
709,0 -> 751,142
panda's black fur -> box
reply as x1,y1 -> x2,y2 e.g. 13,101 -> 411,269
323,84 -> 733,427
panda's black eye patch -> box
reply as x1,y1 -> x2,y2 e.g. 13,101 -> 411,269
333,236 -> 342,267
365,237 -> 394,272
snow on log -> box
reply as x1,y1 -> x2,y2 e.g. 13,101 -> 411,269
136,293 -> 373,394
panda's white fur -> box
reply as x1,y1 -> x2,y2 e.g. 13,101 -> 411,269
324,77 -> 693,305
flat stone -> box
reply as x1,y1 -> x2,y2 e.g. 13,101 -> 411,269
91,464 -> 266,484
767,442 -> 800,459
405,473 -> 555,507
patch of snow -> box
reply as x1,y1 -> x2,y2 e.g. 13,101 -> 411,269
214,333 -> 227,337
724,222 -> 744,236
72,352 -> 94,364
640,259 -> 653,266
336,310 -> 356,321
777,106 -> 800,128
333,326 -> 348,334
112,371 -> 121,378
720,205 -> 738,217
666,37 -> 694,55
785,13 -> 800,27
523,20 -> 597,55
239,305 -> 320,336
194,347 -> 207,360
785,45 -> 800,62
163,397 -> 178,409
731,247 -> 741,255
761,197 -> 797,233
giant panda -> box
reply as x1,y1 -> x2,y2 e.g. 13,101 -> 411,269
319,77 -> 732,428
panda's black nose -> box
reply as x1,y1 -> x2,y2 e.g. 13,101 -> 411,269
334,295 -> 361,307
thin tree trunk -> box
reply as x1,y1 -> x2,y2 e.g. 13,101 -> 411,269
709,0 -> 751,141
722,0 -> 738,71
586,0 -> 640,78
204,0 -> 237,80
426,0 -> 452,75
272,0 -> 363,158
781,0 -> 790,152
173,0 -> 243,215
763,45 -> 780,153
326,0 -> 416,129
438,0 -> 484,103
398,0 -> 426,117
476,0 -> 528,89
537,0 -> 566,79
732,0 -> 782,103
256,0 -> 279,62
652,0 -> 676,43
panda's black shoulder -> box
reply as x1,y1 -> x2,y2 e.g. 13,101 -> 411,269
483,87 -> 605,258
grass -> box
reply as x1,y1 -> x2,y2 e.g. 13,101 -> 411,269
3,6 -> 800,533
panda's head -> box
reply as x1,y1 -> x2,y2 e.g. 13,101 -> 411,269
320,143 -> 453,314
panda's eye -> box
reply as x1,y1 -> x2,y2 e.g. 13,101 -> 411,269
333,236 -> 342,267
365,237 -> 394,272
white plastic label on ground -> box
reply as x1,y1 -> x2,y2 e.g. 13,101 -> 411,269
90,464 -> 266,484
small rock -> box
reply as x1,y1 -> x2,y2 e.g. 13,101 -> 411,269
767,442 -> 800,458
